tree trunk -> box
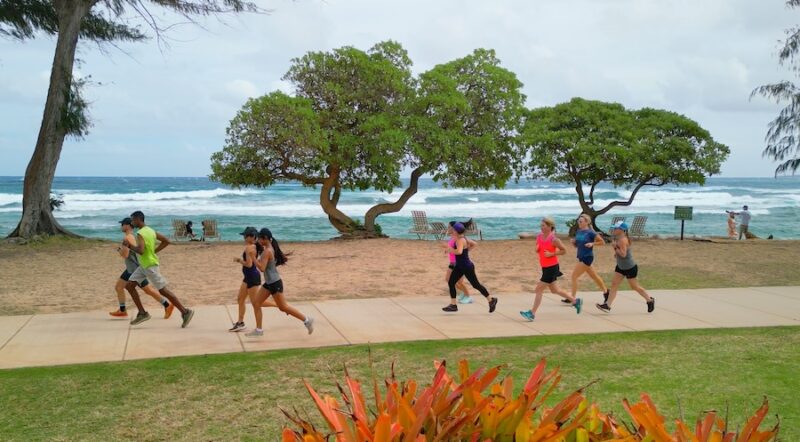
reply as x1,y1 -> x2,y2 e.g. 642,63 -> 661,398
8,0 -> 91,239
363,167 -> 423,235
318,168 -> 356,234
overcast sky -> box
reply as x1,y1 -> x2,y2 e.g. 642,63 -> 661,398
0,0 -> 796,177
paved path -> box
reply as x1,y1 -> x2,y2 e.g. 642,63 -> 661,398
0,286 -> 797,369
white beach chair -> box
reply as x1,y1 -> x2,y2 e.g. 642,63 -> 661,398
409,211 -> 436,240
629,215 -> 648,238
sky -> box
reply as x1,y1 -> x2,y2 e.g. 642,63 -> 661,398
0,0 -> 797,178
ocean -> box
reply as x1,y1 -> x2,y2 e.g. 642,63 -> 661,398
0,176 -> 798,241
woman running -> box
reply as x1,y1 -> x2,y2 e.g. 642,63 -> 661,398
565,214 -> 609,304
439,222 -> 497,313
228,227 -> 262,332
246,228 -> 314,337
520,217 -> 582,321
446,221 -> 473,304
595,221 -> 655,313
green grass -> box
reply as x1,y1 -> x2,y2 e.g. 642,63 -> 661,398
0,326 -> 796,441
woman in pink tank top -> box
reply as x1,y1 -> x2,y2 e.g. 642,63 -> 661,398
519,217 -> 582,322
446,222 -> 472,303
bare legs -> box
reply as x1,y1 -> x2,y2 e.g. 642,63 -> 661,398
250,287 -> 306,330
570,262 -> 608,299
531,281 -> 574,315
607,273 -> 652,306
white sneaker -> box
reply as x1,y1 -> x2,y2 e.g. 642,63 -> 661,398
457,293 -> 474,304
304,316 -> 315,335
245,329 -> 263,337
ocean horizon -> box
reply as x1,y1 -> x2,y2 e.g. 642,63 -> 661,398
1,175 -> 799,241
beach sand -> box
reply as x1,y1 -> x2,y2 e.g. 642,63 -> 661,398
1,237 -> 799,315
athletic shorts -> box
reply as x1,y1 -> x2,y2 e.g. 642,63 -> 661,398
120,270 -> 149,288
243,271 -> 261,289
129,266 -> 168,290
263,279 -> 284,295
578,255 -> 594,266
540,264 -> 564,284
448,263 -> 455,270
615,265 -> 639,279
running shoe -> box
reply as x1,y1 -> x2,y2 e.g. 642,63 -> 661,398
164,303 -> 175,320
457,293 -> 474,304
519,310 -> 535,322
596,303 -> 611,313
229,321 -> 245,332
181,309 -> 195,328
561,299 -> 572,304
442,304 -> 458,312
603,290 -> 609,304
488,297 -> 498,313
304,316 -> 315,335
647,297 -> 655,313
130,311 -> 151,325
109,309 -> 128,318
574,298 -> 583,314
245,329 -> 263,337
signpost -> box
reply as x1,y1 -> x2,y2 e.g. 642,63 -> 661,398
674,206 -> 693,240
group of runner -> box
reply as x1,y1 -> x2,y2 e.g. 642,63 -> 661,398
110,211 -> 654,336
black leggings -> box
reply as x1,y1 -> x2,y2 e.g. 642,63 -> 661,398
449,265 -> 490,299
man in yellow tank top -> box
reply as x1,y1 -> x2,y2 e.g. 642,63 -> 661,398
124,211 -> 195,328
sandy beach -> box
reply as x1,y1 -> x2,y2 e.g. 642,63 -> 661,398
1,237 -> 798,316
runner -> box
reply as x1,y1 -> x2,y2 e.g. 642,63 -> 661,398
446,221 -> 473,304
564,214 -> 609,304
519,217 -> 582,321
123,211 -> 195,327
110,217 -> 174,319
595,221 -> 655,313
246,228 -> 314,337
439,222 -> 497,313
228,227 -> 262,332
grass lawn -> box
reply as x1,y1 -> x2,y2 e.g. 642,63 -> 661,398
0,326 -> 796,441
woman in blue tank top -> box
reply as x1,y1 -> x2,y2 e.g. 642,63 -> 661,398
567,214 -> 609,305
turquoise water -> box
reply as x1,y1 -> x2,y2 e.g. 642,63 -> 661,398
1,176 -> 798,240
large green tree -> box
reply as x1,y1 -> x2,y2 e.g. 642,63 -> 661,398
1,0 -> 258,238
522,98 -> 729,230
211,42 -> 526,237
752,0 -> 800,175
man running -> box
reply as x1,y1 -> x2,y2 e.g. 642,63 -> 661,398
110,217 -> 175,319
123,211 -> 195,327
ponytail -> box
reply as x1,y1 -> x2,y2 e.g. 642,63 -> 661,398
272,237 -> 289,266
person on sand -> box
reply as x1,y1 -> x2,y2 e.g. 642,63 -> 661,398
123,211 -> 195,327
726,212 -> 737,239
439,222 -> 498,313
520,217 -> 582,321
445,221 -> 473,304
564,214 -> 609,305
595,221 -> 655,314
246,228 -> 313,337
228,227 -> 263,332
185,221 -> 198,241
110,217 -> 174,319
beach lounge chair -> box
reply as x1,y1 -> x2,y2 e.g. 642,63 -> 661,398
608,216 -> 625,235
171,219 -> 189,241
629,215 -> 648,238
463,218 -> 483,240
429,222 -> 448,240
201,219 -> 221,241
409,211 -> 437,240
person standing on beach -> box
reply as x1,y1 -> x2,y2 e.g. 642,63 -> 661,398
445,221 -> 473,304
439,222 -> 498,313
727,212 -> 737,239
736,205 -> 752,240
228,227 -> 262,332
246,228 -> 314,337
110,217 -> 174,319
520,217 -> 581,321
566,214 -> 609,304
123,211 -> 195,327
595,221 -> 655,313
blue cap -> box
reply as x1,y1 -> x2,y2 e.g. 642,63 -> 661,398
452,222 -> 466,234
611,221 -> 628,231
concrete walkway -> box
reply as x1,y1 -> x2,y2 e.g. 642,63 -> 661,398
0,286 -> 797,369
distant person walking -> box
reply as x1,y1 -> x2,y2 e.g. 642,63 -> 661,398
567,214 -> 609,303
124,211 -> 195,327
520,217 -> 581,321
185,221 -> 198,240
726,212 -> 737,239
595,221 -> 655,313
445,221 -> 473,304
228,227 -> 262,332
246,228 -> 314,337
439,222 -> 497,313
110,217 -> 174,319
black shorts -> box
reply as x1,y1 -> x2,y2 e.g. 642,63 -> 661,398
540,264 -> 564,284
243,272 -> 261,289
615,265 -> 639,279
578,255 -> 594,266
120,270 -> 149,288
448,263 -> 455,270
263,279 -> 284,294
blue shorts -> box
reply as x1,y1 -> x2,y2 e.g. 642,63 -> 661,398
577,255 -> 594,266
